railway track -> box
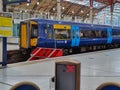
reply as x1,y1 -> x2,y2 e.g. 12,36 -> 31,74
7,44 -> 120,64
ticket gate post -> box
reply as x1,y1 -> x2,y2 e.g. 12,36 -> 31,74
55,60 -> 81,90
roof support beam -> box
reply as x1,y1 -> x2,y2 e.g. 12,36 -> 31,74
62,3 -> 73,15
74,5 -> 84,15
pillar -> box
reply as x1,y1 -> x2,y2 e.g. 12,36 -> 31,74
57,0 -> 61,20
0,0 -> 3,12
0,0 -> 3,62
89,0 -> 93,23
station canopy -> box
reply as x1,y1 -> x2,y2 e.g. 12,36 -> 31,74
7,0 -> 120,25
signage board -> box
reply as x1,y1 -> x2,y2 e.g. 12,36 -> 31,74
0,12 -> 13,37
3,0 -> 31,4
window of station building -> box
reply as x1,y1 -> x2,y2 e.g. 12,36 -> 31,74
31,24 -> 38,38
112,31 -> 120,37
54,29 -> 71,40
13,24 -> 20,37
80,30 -> 107,38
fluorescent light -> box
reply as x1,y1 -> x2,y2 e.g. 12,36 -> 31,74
37,2 -> 40,5
53,8 -> 55,11
62,7 -> 65,10
72,11 -> 74,14
81,10 -> 83,13
26,3 -> 29,6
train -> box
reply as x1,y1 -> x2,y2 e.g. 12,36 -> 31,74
19,18 -> 120,55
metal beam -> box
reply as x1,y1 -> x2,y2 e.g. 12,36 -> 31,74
57,0 -> 61,20
74,5 -> 84,15
89,0 -> 93,23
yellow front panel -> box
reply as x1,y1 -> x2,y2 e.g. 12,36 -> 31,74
30,38 -> 37,46
30,21 -> 37,25
54,24 -> 70,29
21,24 -> 27,48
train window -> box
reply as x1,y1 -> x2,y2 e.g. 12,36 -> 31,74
112,31 -> 120,37
80,30 -> 107,38
54,29 -> 71,40
31,24 -> 38,38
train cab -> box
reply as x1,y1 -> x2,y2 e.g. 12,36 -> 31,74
19,19 -> 72,49
20,20 -> 38,49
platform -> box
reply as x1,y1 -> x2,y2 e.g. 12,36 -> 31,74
0,48 -> 120,90
0,41 -> 19,62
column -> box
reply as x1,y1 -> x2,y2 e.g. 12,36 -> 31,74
89,0 -> 93,23
0,0 -> 3,12
47,12 -> 50,19
57,0 -> 61,20
0,0 -> 3,63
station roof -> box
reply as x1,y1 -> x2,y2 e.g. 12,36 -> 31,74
8,0 -> 120,19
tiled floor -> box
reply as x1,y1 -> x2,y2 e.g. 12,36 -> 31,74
0,47 -> 120,90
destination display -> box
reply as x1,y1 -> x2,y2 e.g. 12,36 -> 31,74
0,12 -> 12,37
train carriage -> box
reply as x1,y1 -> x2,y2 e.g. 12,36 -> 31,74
19,19 -> 120,54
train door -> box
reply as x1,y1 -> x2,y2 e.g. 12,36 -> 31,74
71,25 -> 80,47
20,22 -> 29,48
107,28 -> 112,44
30,21 -> 38,47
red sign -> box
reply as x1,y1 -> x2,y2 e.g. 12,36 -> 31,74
66,65 -> 75,73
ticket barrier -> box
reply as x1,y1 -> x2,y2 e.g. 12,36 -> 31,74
55,60 -> 81,90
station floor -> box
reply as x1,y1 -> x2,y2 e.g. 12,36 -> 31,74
1,42 -> 120,90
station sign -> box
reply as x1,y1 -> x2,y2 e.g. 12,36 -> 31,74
3,0 -> 31,4
0,12 -> 12,37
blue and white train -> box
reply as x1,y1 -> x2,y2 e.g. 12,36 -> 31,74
19,19 -> 120,54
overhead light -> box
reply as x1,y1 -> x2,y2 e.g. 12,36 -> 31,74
25,10 -> 27,12
95,4 -> 98,7
65,0 -> 70,1
95,13 -> 97,15
62,7 -> 65,10
26,3 -> 29,6
87,14 -> 89,16
40,13 -> 43,15
53,8 -> 55,11
37,2 -> 40,5
20,10 -> 22,13
81,10 -> 83,13
72,11 -> 74,14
